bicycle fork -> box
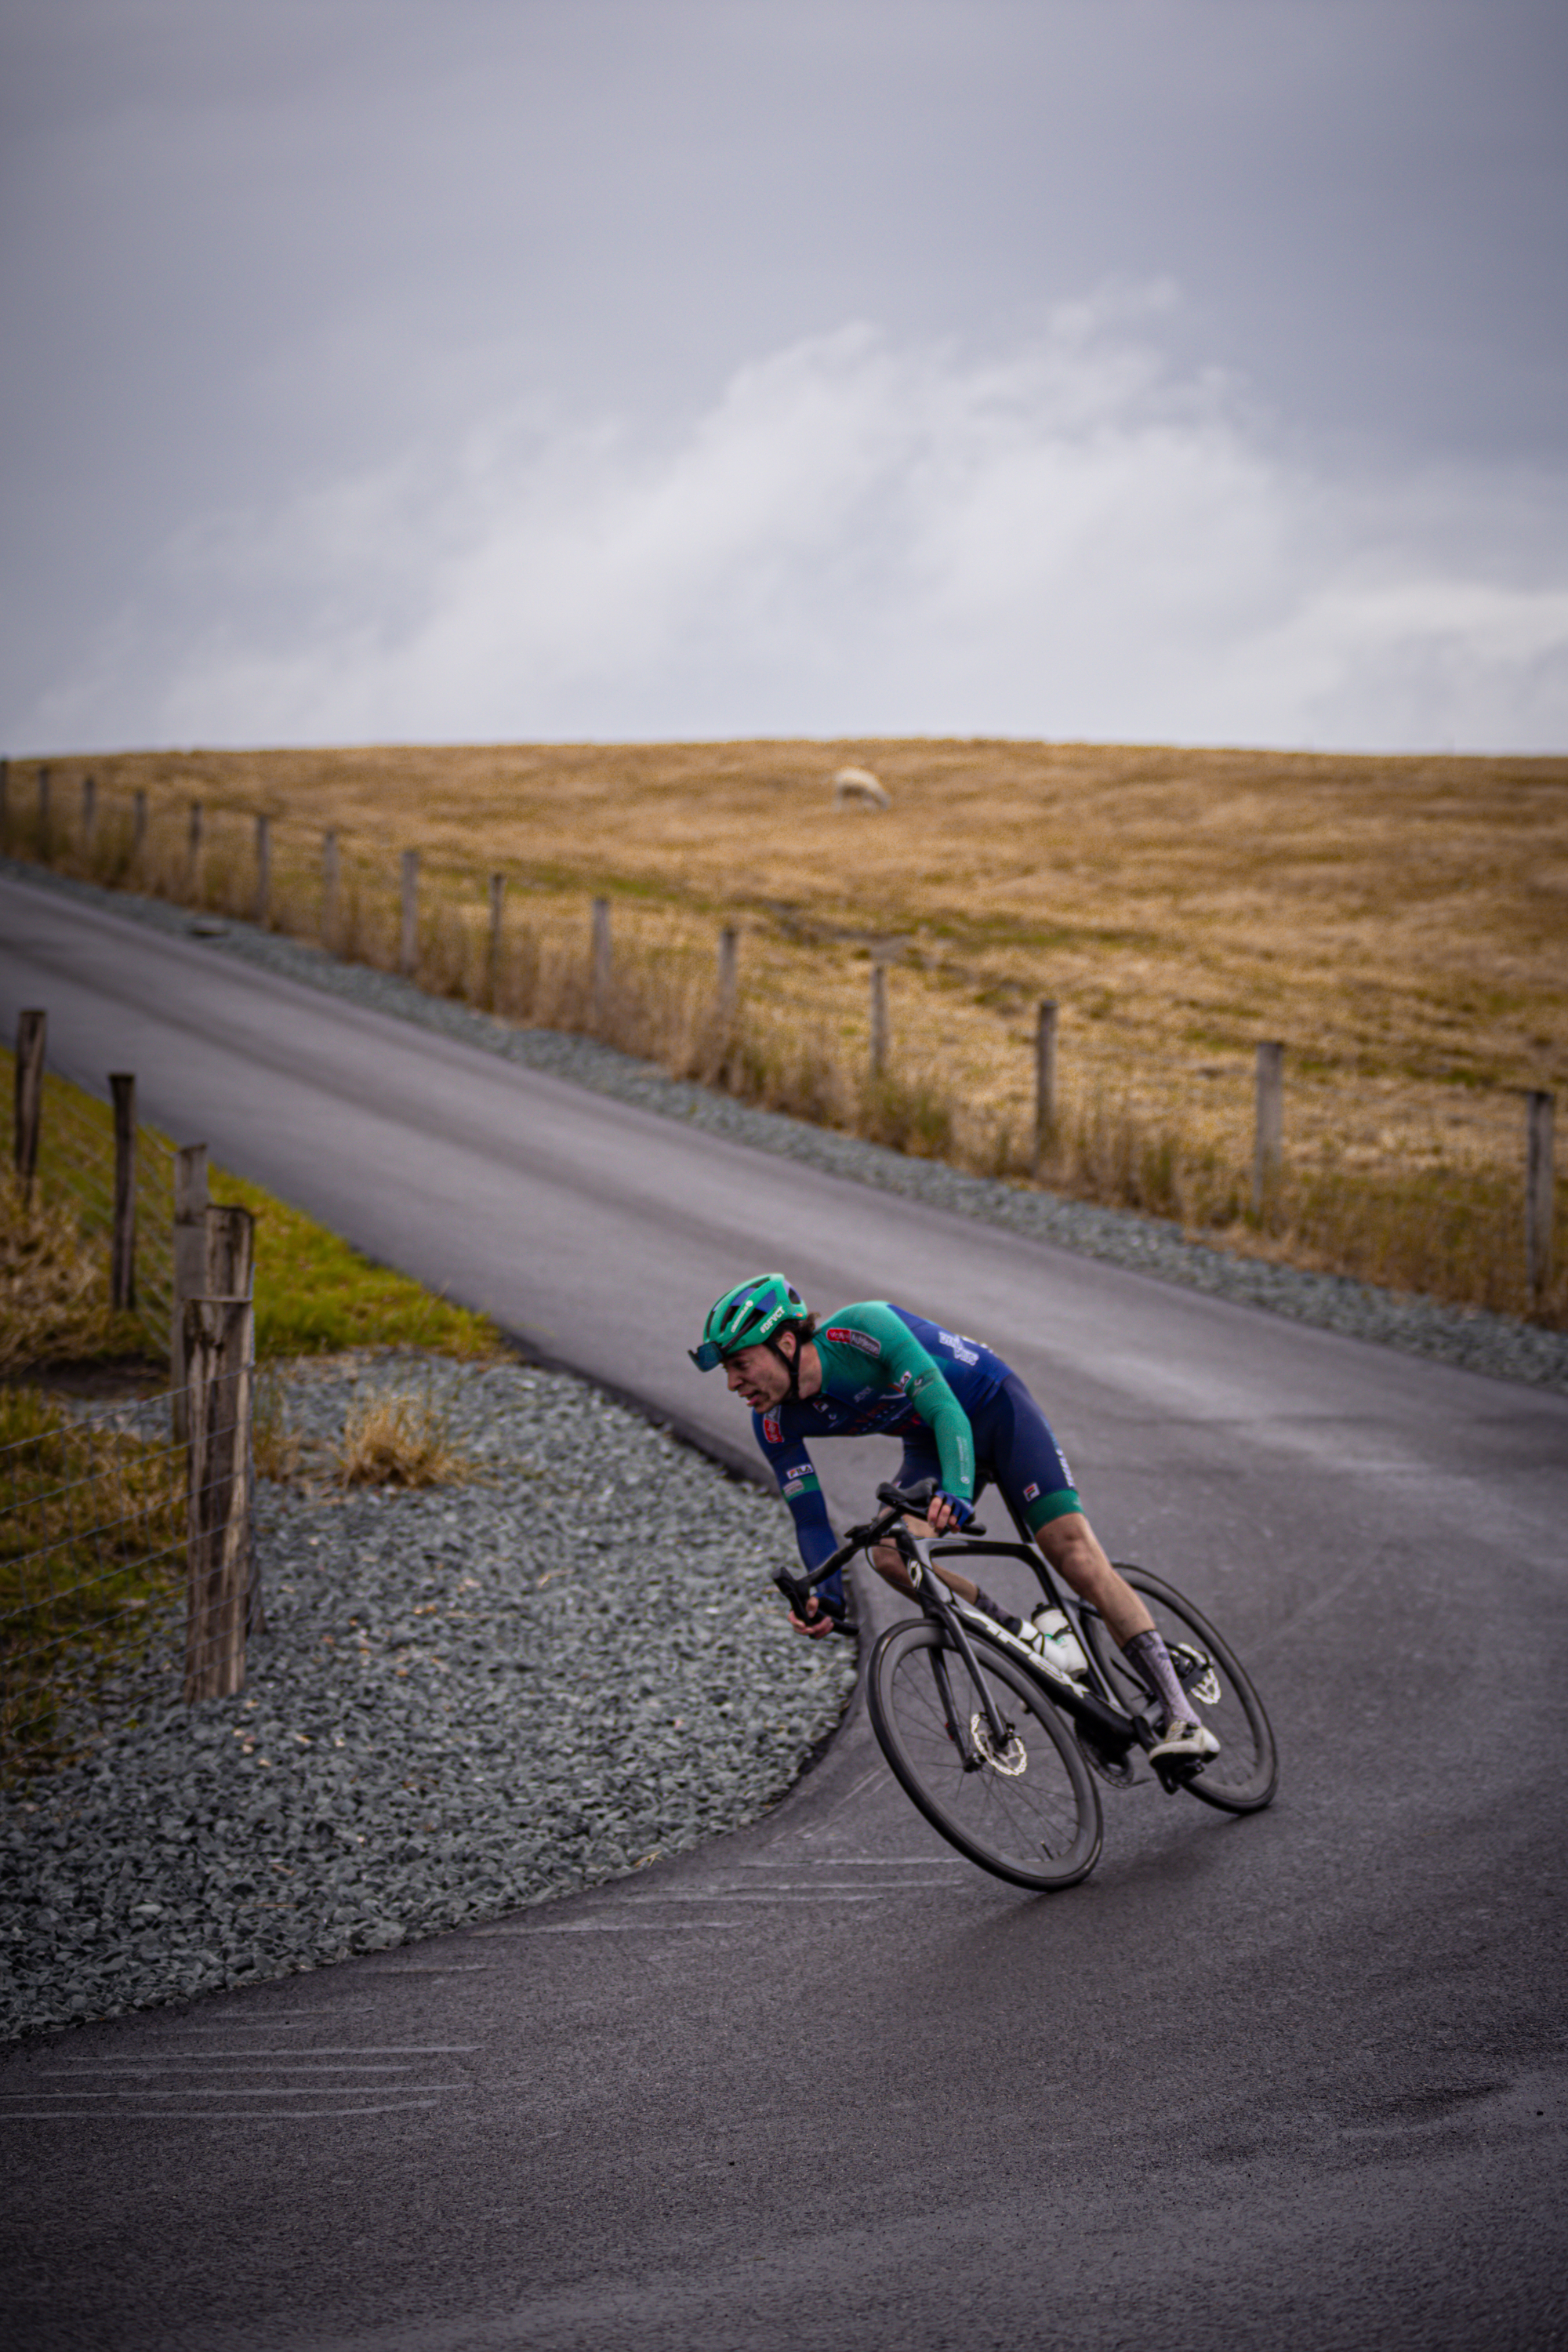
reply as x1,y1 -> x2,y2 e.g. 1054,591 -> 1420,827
902,1535 -> 1018,1767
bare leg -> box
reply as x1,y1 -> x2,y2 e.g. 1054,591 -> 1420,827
1033,1512 -> 1154,1647
869,1527 -> 982,1606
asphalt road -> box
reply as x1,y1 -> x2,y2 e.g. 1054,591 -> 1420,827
2,872 -> 1566,2351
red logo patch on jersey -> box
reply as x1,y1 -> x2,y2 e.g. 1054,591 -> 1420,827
763,1414 -> 782,1443
825,1326 -> 881,1356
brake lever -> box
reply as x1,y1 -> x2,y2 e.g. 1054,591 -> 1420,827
771,1567 -> 849,1631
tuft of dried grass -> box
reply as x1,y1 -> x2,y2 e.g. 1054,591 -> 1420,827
252,1370 -> 303,1483
332,1386 -> 474,1489
0,1181 -> 111,1369
1,1385 -> 184,1770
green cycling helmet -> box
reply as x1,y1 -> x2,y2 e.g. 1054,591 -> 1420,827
690,1273 -> 809,1372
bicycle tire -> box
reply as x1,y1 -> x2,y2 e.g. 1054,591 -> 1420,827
1085,1567 -> 1279,1813
867,1619 -> 1103,1889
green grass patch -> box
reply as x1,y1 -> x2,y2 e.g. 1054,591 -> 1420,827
2,1045 -> 500,1370
209,1170 -> 500,1360
0,1387 -> 185,1772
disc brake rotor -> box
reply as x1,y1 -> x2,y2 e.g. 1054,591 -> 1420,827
1171,1643 -> 1221,1708
970,1712 -> 1028,1777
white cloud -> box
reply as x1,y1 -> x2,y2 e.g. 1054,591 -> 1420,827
25,301 -> 1568,751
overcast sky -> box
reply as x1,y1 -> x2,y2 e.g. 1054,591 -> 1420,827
4,0 -> 1566,753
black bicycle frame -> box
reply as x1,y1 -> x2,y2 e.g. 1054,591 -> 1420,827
772,1483 -> 1153,1763
920,1530 -> 1146,1760
888,1524 -> 1018,1761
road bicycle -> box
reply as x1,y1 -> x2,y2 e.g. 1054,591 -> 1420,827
775,1479 -> 1277,1891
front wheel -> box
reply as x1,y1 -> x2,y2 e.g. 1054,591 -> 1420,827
1087,1567 -> 1279,1813
867,1620 -> 1103,1889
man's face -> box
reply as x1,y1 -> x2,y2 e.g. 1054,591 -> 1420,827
724,1339 -> 791,1410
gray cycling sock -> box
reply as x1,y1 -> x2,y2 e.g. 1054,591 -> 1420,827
1122,1628 -> 1196,1727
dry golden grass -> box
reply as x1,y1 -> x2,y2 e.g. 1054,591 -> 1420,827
0,1181 -> 115,1369
12,736 -> 1566,1321
1,1385 -> 184,1769
332,1386 -> 473,1490
252,1369 -> 303,1483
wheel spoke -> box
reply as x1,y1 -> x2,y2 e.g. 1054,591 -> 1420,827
869,1623 -> 1103,1888
1093,1569 -> 1278,1813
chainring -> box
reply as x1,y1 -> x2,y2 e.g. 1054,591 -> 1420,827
1076,1728 -> 1141,1790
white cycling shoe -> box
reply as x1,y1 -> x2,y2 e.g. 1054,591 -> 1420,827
1148,1718 -> 1220,1766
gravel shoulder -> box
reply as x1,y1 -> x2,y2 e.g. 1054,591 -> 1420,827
0,1356 -> 857,2041
8,856 -> 1565,1396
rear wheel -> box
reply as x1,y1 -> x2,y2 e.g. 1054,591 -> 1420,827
1085,1567 -> 1278,1813
867,1620 -> 1102,1889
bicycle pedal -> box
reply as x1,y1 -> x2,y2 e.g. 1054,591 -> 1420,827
1152,1756 -> 1201,1795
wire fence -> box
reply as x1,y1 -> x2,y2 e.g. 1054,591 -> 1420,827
1,1352 -> 255,1777
3,1038 -> 176,1370
41,1059 -> 172,1349
2,760 -> 1562,1320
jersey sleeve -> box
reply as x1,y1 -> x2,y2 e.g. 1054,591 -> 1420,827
752,1411 -> 840,1580
840,1302 -> 977,1501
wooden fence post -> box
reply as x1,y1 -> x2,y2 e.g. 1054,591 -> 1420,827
82,775 -> 97,861
187,801 -> 203,898
205,1203 -> 260,1636
1526,1089 -> 1555,1303
488,872 -> 505,1010
110,1073 -> 136,1311
36,766 -> 51,863
183,1294 -> 254,1704
869,960 -> 889,1080
254,813 -> 270,929
0,756 -> 9,848
1033,1000 -> 1058,1174
13,1009 -> 46,1203
591,896 -> 612,1025
321,828 -> 339,949
205,1202 -> 256,1301
171,1143 -> 209,1440
400,849 -> 419,978
717,925 -> 739,1029
132,788 -> 147,868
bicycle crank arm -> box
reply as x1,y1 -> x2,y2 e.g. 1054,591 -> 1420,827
1033,1675 -> 1145,1760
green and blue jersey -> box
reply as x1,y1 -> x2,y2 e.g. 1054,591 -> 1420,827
753,1301 -> 1080,1581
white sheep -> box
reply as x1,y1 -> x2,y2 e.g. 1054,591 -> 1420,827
832,765 -> 891,811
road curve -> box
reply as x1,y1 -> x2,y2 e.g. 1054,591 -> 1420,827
2,871 -> 1566,2351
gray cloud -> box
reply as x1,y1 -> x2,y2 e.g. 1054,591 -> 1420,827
4,0 -> 1566,748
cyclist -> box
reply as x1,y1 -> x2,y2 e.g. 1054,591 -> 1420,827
691,1273 -> 1218,1766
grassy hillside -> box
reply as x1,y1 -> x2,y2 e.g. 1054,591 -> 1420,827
8,738 -> 1565,1319
1,1049 -> 499,1369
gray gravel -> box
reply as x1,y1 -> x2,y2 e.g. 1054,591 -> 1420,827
9,854 -> 1565,1396
0,1355 -> 856,2041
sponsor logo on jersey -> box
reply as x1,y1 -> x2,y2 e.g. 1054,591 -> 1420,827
782,1476 -> 807,1497
1060,1455 -> 1073,1487
938,1327 -> 980,1367
1023,1481 -> 1040,1501
825,1326 -> 881,1356
762,1414 -> 782,1444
